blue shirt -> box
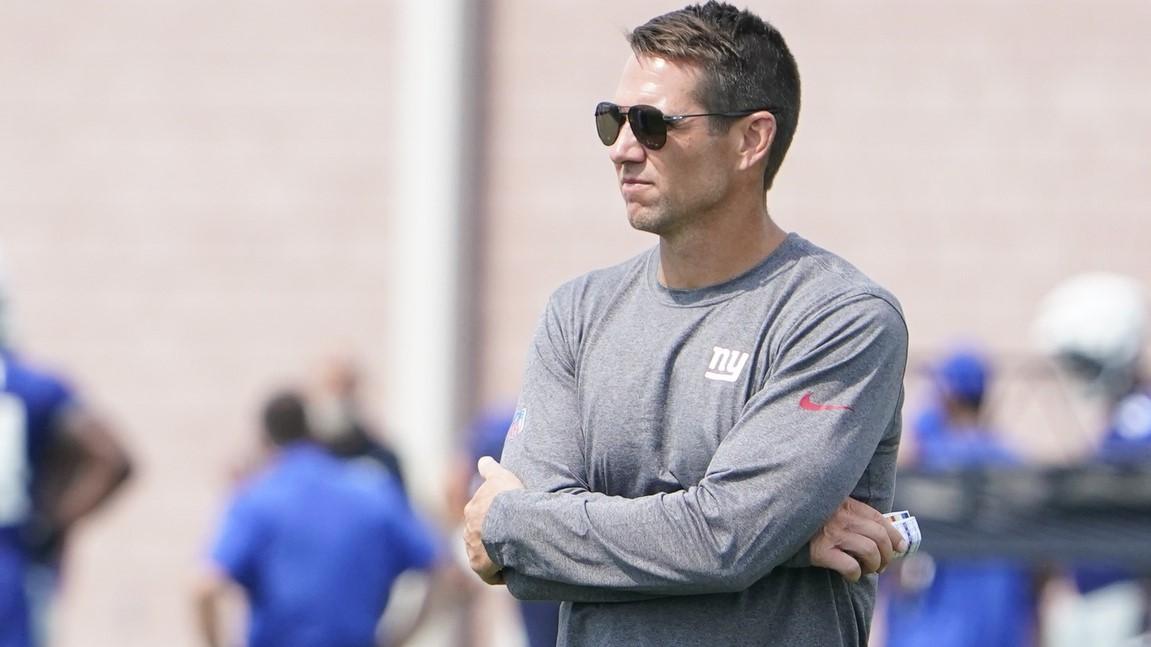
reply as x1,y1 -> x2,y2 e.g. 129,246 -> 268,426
917,426 -> 1020,471
211,443 -> 437,647
1098,390 -> 1151,464
886,406 -> 1034,647
0,351 -> 75,647
1074,389 -> 1151,593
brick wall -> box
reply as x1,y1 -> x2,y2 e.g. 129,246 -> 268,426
1,3 -> 399,645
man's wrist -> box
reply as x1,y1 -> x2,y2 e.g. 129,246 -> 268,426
481,489 -> 524,570
783,541 -> 812,568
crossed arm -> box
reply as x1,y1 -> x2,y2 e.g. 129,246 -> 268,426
466,461 -> 903,597
464,294 -> 909,600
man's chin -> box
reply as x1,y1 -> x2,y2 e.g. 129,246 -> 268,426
626,207 -> 664,234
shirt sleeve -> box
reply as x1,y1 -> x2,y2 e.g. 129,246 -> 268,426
484,294 -> 908,596
210,492 -> 265,590
497,290 -> 662,602
383,482 -> 440,572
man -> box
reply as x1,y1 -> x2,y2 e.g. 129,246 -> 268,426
1034,272 -> 1151,645
0,262 -> 134,647
308,354 -> 407,496
910,350 -> 1021,470
464,3 -> 909,646
885,350 -> 1038,647
194,390 -> 439,647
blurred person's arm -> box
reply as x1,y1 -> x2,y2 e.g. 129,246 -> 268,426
29,408 -> 132,549
379,490 -> 445,645
1029,564 -> 1058,647
193,565 -> 235,647
380,564 -> 452,647
196,488 -> 264,647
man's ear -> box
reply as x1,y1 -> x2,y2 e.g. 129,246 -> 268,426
736,111 -> 776,172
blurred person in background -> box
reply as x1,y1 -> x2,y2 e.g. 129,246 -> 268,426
883,348 -> 1040,647
0,256 -> 133,647
193,390 -> 440,647
447,408 -> 559,647
909,350 -> 1020,470
1035,273 -> 1151,465
1034,272 -> 1151,646
308,354 -> 407,497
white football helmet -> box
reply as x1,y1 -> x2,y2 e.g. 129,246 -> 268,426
1033,272 -> 1148,397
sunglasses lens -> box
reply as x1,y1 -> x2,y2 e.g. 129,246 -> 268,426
629,106 -> 667,150
595,102 -> 623,146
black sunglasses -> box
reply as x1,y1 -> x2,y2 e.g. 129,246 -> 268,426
594,101 -> 777,150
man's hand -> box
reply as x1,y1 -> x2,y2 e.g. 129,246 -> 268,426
809,498 -> 907,583
463,456 -> 525,585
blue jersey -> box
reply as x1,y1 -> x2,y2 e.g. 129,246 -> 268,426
1074,389 -> 1151,594
210,443 -> 438,647
1098,389 -> 1151,464
0,351 -> 75,647
886,406 -> 1034,647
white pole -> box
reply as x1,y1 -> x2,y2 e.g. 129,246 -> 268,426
387,0 -> 474,512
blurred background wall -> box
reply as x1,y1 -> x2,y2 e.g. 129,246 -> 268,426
0,1 -> 1148,645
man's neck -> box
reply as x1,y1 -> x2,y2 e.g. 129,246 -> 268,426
657,204 -> 788,290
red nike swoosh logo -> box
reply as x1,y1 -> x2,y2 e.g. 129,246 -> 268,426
799,392 -> 853,412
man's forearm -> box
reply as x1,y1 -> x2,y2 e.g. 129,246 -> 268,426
194,589 -> 224,647
485,483 -> 828,595
504,569 -> 660,602
51,458 -> 130,529
50,412 -> 133,529
501,533 -> 814,601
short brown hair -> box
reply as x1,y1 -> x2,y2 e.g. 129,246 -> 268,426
628,1 -> 801,191
262,390 -> 311,446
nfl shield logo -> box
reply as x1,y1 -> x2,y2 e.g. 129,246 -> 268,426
506,407 -> 527,441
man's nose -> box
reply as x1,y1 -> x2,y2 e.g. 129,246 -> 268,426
608,122 -> 646,165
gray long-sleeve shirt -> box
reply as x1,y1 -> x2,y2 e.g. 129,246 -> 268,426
484,233 -> 908,646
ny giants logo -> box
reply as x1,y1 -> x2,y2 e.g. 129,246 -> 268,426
705,346 -> 750,383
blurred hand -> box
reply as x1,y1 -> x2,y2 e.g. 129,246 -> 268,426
809,498 -> 906,582
463,456 -> 524,585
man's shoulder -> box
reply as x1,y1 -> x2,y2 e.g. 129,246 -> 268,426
229,464 -> 283,510
295,451 -> 410,517
0,353 -> 76,439
236,454 -> 388,513
727,235 -> 906,353
774,235 -> 903,319
0,351 -> 73,401
550,246 -> 653,299
339,460 -> 405,497
545,248 -> 654,315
